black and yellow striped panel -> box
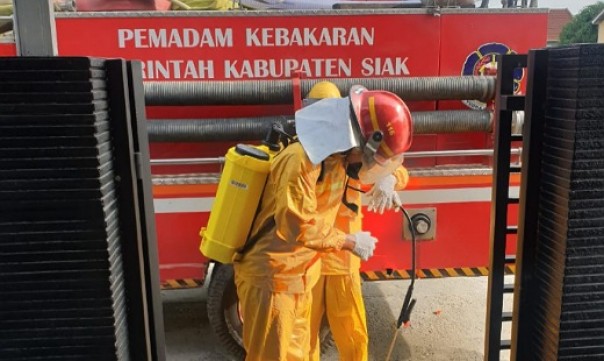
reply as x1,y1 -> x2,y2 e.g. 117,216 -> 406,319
161,278 -> 205,290
160,266 -> 515,289
360,265 -> 515,281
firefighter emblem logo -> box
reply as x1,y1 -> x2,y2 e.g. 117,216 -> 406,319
462,42 -> 524,110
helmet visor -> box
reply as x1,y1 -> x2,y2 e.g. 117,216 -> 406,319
358,152 -> 404,185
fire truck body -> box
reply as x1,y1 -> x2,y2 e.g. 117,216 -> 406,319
0,8 -> 548,286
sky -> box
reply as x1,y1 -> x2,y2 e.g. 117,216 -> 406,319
537,0 -> 601,13
485,0 -> 602,14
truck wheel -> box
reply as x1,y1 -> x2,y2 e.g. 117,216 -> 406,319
207,263 -> 246,360
207,264 -> 335,359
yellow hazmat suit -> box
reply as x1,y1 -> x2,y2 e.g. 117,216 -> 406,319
233,142 -> 351,361
310,167 -> 409,361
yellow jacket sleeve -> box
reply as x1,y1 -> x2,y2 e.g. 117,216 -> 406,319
393,165 -> 410,190
273,148 -> 346,251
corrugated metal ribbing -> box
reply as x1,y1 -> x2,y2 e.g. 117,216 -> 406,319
143,76 -> 496,105
531,44 -> 604,360
0,57 -> 129,361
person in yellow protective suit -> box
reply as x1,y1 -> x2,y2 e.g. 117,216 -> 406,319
306,82 -> 410,361
233,83 -> 414,361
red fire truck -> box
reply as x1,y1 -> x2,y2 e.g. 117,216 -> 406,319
0,3 -> 548,356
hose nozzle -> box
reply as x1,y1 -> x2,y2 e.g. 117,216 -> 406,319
397,284 -> 417,328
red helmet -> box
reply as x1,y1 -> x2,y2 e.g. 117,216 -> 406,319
350,85 -> 413,160
349,85 -> 412,184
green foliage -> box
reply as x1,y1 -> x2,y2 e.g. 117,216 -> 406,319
559,2 -> 604,44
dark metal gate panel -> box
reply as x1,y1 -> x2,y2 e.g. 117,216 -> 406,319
484,54 -> 527,361
510,49 -> 549,361
0,57 -> 164,361
509,44 -> 604,360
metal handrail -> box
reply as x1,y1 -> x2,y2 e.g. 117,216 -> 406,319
405,148 -> 521,158
149,148 -> 522,166
150,157 -> 226,165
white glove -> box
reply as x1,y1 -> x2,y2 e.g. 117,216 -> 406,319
367,175 -> 402,214
351,231 -> 378,261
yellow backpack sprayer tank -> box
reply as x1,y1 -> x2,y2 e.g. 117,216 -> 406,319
199,125 -> 288,263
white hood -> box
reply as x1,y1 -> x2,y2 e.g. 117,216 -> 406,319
295,97 -> 360,165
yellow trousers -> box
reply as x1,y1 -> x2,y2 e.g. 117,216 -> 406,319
235,276 -> 313,361
309,273 -> 369,361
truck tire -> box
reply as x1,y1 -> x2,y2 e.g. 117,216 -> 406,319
207,263 -> 246,360
207,264 -> 335,359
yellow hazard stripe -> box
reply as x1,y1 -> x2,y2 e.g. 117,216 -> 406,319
161,278 -> 204,290
461,267 -> 474,276
360,266 -> 516,281
162,266 -> 518,288
429,269 -> 443,278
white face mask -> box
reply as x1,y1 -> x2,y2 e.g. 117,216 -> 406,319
295,98 -> 360,165
358,153 -> 404,185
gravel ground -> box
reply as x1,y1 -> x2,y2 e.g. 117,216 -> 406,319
162,275 -> 514,361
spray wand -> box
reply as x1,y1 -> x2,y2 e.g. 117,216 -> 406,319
385,206 -> 418,361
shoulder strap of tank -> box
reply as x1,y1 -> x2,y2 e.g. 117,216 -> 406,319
318,161 -> 326,183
